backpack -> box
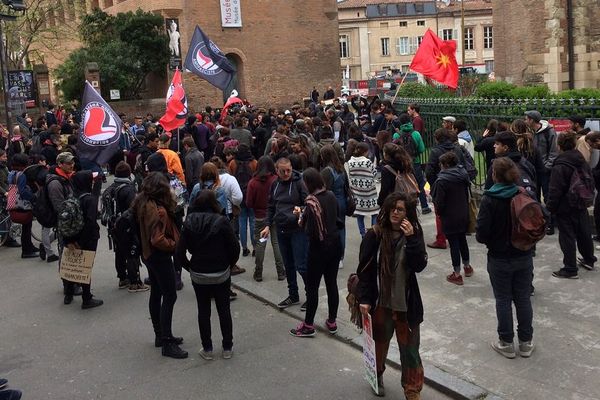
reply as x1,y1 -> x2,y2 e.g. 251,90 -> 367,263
57,193 -> 88,238
233,160 -> 253,205
567,167 -> 595,209
33,175 -> 64,228
169,175 -> 188,208
511,187 -> 547,251
6,172 -> 32,211
112,209 -> 141,258
100,183 -> 127,229
516,159 -> 537,196
394,131 -> 418,158
202,180 -> 228,212
384,164 -> 420,200
453,145 -> 477,181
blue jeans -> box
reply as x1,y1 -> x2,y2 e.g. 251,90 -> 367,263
356,214 -> 378,237
276,230 -> 308,299
487,255 -> 534,343
413,163 -> 429,210
238,205 -> 256,250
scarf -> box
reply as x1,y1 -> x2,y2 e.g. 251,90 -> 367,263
304,188 -> 327,241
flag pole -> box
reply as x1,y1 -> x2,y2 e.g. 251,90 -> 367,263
391,71 -> 410,104
177,127 -> 180,154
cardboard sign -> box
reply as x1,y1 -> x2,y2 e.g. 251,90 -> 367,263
362,313 -> 379,395
549,119 -> 571,133
59,248 -> 96,284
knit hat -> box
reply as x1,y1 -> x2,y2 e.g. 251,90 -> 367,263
524,110 -> 542,123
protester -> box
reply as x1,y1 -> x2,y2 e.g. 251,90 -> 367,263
346,142 -> 379,237
407,103 -> 424,135
290,168 -> 342,337
432,152 -> 472,285
157,134 -> 185,185
378,143 -> 415,205
132,172 -> 187,359
182,136 -> 204,190
454,119 -> 474,158
585,131 -> 600,241
474,119 -> 499,171
228,144 -> 257,257
568,115 -> 592,163
176,189 -> 238,360
357,192 -> 427,399
7,154 -> 37,258
476,157 -> 535,359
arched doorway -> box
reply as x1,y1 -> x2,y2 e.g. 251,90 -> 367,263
223,53 -> 244,102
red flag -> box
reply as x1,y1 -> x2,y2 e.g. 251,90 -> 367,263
219,96 -> 243,123
409,29 -> 459,89
159,69 -> 188,132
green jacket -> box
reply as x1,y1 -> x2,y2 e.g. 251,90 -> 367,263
392,122 -> 426,164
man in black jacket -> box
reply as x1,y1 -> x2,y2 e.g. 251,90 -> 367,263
585,131 -> 600,240
547,131 -> 596,279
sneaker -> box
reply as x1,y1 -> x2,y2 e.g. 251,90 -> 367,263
519,340 -> 535,357
491,340 -> 516,359
162,342 -> 188,359
39,243 -> 46,260
253,270 -> 263,282
198,348 -> 214,360
0,378 -> 7,389
277,271 -> 286,281
577,257 -> 595,271
63,295 -> 73,305
300,301 -> 307,311
231,265 -> 246,275
81,297 -> 104,310
128,283 -> 150,293
222,349 -> 233,359
229,289 -> 238,301
446,272 -> 464,286
464,265 -> 474,277
277,296 -> 300,309
422,207 -> 432,215
427,241 -> 447,249
46,254 -> 59,263
289,322 -> 316,337
21,251 -> 40,259
242,248 -> 250,257
118,279 -> 130,289
325,319 -> 338,334
552,269 -> 579,279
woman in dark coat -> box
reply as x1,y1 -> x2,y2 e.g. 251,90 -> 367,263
377,143 -> 416,206
431,152 -> 472,285
357,192 -> 427,398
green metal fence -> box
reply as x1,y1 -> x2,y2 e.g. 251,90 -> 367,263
392,97 -> 600,187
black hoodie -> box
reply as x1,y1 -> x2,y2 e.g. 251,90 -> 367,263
266,171 -> 307,234
425,141 -> 456,185
67,170 -> 100,250
432,166 -> 470,235
484,151 -> 537,192
547,149 -> 591,215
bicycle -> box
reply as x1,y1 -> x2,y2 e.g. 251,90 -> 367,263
0,197 -> 41,246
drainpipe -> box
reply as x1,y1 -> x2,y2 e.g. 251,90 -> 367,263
566,0 -> 575,89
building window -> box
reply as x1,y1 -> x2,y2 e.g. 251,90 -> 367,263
378,4 -> 387,15
485,60 -> 494,73
417,36 -> 423,46
396,4 -> 407,14
442,29 -> 453,41
399,21 -> 408,27
380,22 -> 388,28
464,27 -> 474,50
396,37 -> 409,55
401,65 -> 409,73
415,3 -> 424,13
417,20 -> 425,26
484,26 -> 493,49
409,37 -> 419,54
339,35 -> 350,58
381,37 -> 390,56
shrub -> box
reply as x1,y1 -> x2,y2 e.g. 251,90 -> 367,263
473,81 -> 515,99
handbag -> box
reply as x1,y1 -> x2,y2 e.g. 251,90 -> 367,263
7,171 -> 32,212
467,186 -> 478,234
343,170 -> 356,217
385,165 -> 419,200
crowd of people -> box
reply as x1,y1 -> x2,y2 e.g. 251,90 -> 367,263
1,94 -> 599,400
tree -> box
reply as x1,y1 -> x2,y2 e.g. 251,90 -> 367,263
2,0 -> 84,70
55,8 -> 170,101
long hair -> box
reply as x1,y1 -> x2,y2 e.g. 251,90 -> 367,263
511,119 -> 534,158
320,144 -> 343,172
132,172 -> 176,216
302,167 -> 325,194
192,189 -> 222,214
255,155 -> 276,181
383,143 -> 413,174
376,192 -> 420,281
200,162 -> 221,188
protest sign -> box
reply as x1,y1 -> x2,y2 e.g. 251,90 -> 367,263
59,248 -> 96,284
362,313 -> 379,395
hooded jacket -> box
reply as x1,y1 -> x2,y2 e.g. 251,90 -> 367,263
457,130 -> 474,158
484,151 -> 537,192
266,171 -> 307,234
547,149 -> 590,215
176,208 -> 240,275
425,140 -> 456,185
432,166 -> 470,235
476,183 -> 532,258
246,173 -> 278,219
532,121 -> 558,171
392,122 -> 426,164
66,170 -> 99,250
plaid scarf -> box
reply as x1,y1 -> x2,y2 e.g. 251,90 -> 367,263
305,188 -> 327,241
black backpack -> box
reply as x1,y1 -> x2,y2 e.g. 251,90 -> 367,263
100,183 -> 128,229
32,175 -> 64,228
567,167 -> 595,209
112,209 -> 141,258
395,131 -> 418,158
234,160 -> 253,206
453,145 -> 477,181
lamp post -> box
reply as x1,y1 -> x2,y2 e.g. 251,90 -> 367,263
460,0 -> 465,66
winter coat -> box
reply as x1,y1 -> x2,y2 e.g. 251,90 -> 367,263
356,227 -> 428,325
246,173 -> 278,219
476,183 -> 532,258
47,167 -> 73,217
176,209 -> 240,274
432,166 -> 470,235
184,147 -> 204,190
532,121 -> 558,171
65,170 -> 100,251
346,156 -> 379,215
136,199 -> 179,260
266,171 -> 307,234
377,160 -> 416,206
301,190 -> 340,245
425,140 -> 456,185
474,135 -> 496,171
547,149 -> 591,215
484,151 -> 537,191
392,122 -> 426,164
113,177 -> 137,214
457,130 -> 475,158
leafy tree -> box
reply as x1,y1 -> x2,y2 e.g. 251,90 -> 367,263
55,8 -> 170,101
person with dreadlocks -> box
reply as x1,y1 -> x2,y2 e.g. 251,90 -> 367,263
356,192 -> 428,399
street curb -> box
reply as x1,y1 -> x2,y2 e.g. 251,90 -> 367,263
232,279 -> 502,400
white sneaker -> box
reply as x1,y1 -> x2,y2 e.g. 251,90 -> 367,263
339,260 -> 344,269
198,349 -> 214,360
491,340 -> 516,359
519,340 -> 535,357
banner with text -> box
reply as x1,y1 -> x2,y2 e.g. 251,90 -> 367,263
220,0 -> 242,27
362,313 -> 379,395
59,248 -> 96,284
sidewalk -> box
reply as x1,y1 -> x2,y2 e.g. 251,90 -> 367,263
231,211 -> 600,400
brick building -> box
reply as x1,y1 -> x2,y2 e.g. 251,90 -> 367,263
493,0 -> 600,91
88,0 -> 341,109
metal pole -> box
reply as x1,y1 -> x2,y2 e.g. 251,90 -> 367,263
0,20 -> 11,134
461,0 -> 465,67
391,72 -> 409,104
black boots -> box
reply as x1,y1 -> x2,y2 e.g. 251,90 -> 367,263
161,337 -> 188,359
154,335 -> 184,348
81,297 -> 104,310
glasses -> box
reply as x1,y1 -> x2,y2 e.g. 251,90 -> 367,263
391,207 -> 405,214
278,169 -> 292,174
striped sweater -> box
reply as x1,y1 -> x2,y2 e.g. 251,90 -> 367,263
345,156 -> 379,215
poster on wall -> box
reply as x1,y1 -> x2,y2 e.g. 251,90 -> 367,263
166,18 -> 182,70
8,70 -> 36,107
220,0 -> 242,28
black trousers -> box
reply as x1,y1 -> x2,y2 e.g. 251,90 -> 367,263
19,215 -> 36,254
556,210 -> 596,273
114,240 -> 142,283
145,251 -> 178,338
305,237 -> 342,325
192,279 -> 233,351
594,193 -> 600,236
